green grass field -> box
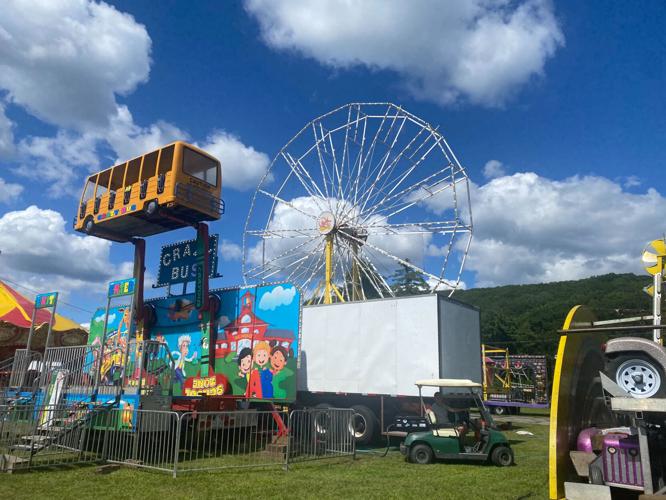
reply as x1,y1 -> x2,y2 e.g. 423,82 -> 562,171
0,419 -> 549,500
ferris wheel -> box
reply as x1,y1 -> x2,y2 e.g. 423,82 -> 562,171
242,103 -> 473,304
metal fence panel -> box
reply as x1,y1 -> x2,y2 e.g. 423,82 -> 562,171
174,410 -> 289,476
1,405 -> 355,475
287,408 -> 356,464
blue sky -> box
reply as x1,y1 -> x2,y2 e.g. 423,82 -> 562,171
0,0 -> 664,325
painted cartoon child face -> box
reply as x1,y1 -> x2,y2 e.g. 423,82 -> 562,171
270,350 -> 286,373
254,348 -> 269,367
239,354 -> 252,374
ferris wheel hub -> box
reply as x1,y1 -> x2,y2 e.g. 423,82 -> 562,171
317,212 -> 336,235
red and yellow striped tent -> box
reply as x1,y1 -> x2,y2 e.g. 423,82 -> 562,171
0,281 -> 87,359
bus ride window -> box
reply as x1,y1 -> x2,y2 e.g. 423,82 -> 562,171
94,169 -> 111,214
140,150 -> 158,198
124,158 -> 141,204
108,164 -> 125,209
182,147 -> 218,186
156,147 -> 172,194
80,175 -> 97,218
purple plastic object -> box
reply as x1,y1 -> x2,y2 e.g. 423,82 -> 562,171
602,433 -> 643,489
576,427 -> 600,453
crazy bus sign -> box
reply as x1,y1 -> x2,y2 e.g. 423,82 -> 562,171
157,235 -> 219,287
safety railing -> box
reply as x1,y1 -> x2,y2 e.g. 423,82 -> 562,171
4,350 -> 42,391
0,401 -> 115,472
174,409 -> 288,476
287,408 -> 356,465
0,406 -> 356,475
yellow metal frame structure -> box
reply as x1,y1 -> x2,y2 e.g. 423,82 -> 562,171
481,344 -> 512,401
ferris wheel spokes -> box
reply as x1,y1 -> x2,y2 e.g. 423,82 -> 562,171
243,103 -> 473,303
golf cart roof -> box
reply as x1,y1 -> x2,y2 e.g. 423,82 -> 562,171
415,378 -> 482,388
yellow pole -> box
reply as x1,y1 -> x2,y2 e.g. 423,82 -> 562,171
324,235 -> 333,304
481,344 -> 487,401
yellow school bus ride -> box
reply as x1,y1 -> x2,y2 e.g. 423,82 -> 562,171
75,141 -> 223,242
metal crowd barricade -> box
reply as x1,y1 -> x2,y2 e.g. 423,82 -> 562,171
0,406 -> 356,475
287,408 -> 356,465
105,409 -> 180,474
5,349 -> 42,391
0,401 -> 112,472
173,410 -> 288,477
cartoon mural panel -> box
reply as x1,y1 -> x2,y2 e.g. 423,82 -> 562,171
145,283 -> 301,401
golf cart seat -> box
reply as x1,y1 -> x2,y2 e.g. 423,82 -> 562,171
426,409 -> 458,437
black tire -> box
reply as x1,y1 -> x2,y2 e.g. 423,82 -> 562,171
84,216 -> 95,234
145,200 -> 159,218
313,403 -> 332,437
409,443 -> 434,465
490,445 -> 514,467
349,405 -> 377,445
589,464 -> 604,485
607,353 -> 666,399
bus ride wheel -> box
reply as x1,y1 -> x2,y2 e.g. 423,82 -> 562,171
83,216 -> 95,235
144,199 -> 159,219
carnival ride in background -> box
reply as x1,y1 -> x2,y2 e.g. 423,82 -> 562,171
481,345 -> 549,415
549,237 -> 666,499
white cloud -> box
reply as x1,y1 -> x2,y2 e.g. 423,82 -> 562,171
106,105 -> 187,162
14,131 -> 99,197
244,0 -> 564,106
434,172 -> 666,287
0,102 -> 15,158
259,285 -> 296,310
0,0 -> 151,129
0,177 -> 23,204
199,131 -> 270,191
0,206 -> 123,295
220,239 -> 242,261
483,159 -> 506,179
0,1 -> 270,197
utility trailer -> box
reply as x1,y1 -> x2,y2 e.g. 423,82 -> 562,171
297,293 -> 481,444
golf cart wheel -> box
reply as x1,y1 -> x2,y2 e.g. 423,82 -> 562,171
349,405 -> 377,445
490,445 -> 514,467
608,353 -> 666,399
410,443 -> 434,465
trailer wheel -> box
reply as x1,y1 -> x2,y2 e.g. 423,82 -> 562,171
493,406 -> 507,416
313,403 -> 332,437
410,443 -> 433,464
608,353 -> 666,399
490,445 -> 514,467
349,405 -> 377,445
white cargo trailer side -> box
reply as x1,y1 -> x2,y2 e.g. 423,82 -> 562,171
296,293 -> 481,443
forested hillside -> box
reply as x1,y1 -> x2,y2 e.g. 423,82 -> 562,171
455,273 -> 653,356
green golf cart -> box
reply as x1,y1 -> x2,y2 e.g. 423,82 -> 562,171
399,379 -> 514,466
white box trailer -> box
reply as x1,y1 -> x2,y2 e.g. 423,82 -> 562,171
296,293 -> 481,443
